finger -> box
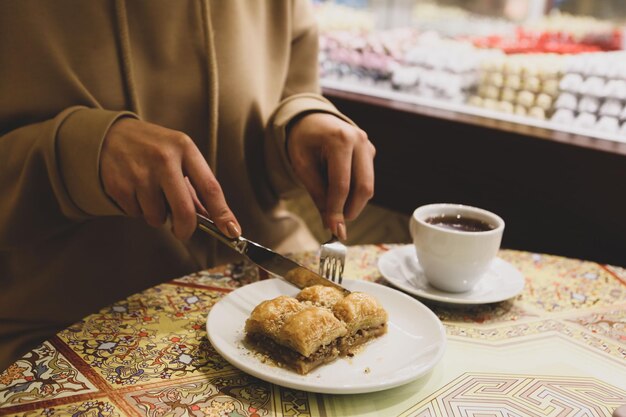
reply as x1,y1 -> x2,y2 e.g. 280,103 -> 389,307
136,185 -> 167,228
185,176 -> 209,216
325,145 -> 352,241
344,142 -> 375,221
122,193 -> 143,218
293,158 -> 327,217
111,187 -> 142,218
161,168 -> 197,240
183,149 -> 241,238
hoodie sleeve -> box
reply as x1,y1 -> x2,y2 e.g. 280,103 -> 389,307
0,106 -> 135,248
264,0 -> 355,198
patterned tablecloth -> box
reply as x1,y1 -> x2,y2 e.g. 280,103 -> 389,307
1,245 -> 625,417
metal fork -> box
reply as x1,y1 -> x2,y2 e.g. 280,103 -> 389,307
318,235 -> 347,284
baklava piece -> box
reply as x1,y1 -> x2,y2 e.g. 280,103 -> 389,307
244,296 -> 303,340
244,286 -> 388,375
296,285 -> 345,308
245,301 -> 347,374
333,293 -> 388,355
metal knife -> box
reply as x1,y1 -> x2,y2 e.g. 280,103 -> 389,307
196,213 -> 350,294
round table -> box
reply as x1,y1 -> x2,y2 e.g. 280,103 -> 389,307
1,245 -> 625,416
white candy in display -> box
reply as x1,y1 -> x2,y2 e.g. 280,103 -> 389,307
588,60 -> 609,78
420,71 -> 436,88
391,67 -> 421,89
449,94 -> 465,103
605,63 -> 622,80
617,62 -> 626,81
551,109 -> 575,124
578,96 -> 600,114
564,52 -> 626,81
580,76 -> 605,97
566,57 -> 585,74
596,116 -> 620,133
611,80 -> 626,100
418,85 -> 436,98
599,99 -> 623,118
602,79 -> 619,98
441,75 -> 463,97
555,93 -> 578,111
573,112 -> 597,129
559,73 -> 584,94
461,73 -> 478,89
386,37 -> 503,101
319,27 -> 626,137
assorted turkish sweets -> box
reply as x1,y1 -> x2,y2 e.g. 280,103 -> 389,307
552,52 -> 626,134
320,29 -> 501,103
391,38 -> 502,102
315,3 -> 625,137
469,54 -> 565,120
244,285 -> 388,375
319,29 -> 418,84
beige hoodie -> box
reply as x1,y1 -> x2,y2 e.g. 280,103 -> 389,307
0,0 -> 352,369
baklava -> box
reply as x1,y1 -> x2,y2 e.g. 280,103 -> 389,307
244,285 -> 387,374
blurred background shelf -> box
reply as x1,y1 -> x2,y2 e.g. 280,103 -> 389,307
322,79 -> 626,146
314,0 -> 626,266
323,86 -> 626,266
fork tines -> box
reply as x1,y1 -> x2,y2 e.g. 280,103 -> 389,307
319,256 -> 345,284
318,237 -> 346,284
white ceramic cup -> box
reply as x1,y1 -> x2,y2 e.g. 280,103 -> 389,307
409,203 -> 505,293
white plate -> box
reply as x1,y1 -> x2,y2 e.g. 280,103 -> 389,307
378,245 -> 525,305
206,278 -> 446,394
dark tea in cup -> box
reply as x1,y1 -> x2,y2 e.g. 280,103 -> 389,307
425,215 -> 496,233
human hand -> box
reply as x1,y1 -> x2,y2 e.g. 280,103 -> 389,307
100,118 -> 241,240
287,113 -> 375,241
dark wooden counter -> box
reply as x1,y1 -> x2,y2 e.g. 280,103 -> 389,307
324,87 -> 626,266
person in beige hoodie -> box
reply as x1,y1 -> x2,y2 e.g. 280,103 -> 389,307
0,0 -> 375,370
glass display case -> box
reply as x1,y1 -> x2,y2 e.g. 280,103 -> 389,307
314,0 -> 626,142
313,0 -> 626,266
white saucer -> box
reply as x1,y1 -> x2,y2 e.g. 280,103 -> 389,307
378,245 -> 525,305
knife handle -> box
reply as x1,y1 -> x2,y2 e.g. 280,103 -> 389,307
196,213 -> 247,254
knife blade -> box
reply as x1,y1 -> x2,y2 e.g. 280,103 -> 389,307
196,214 -> 350,294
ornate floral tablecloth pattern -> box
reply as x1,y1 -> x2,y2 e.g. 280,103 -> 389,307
1,245 -> 625,417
